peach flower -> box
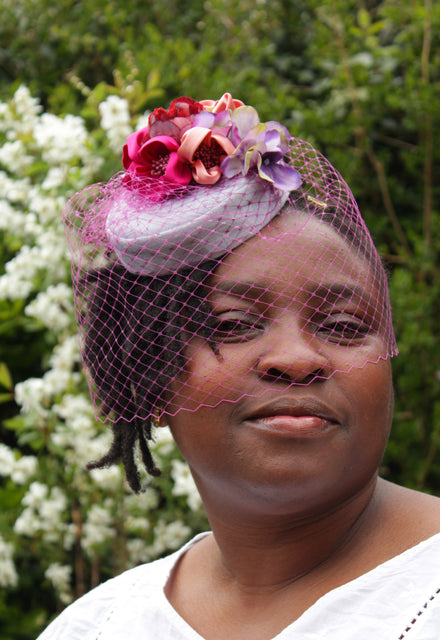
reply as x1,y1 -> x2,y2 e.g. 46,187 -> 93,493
178,127 -> 236,185
200,93 -> 244,114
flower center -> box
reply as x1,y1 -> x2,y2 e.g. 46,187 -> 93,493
150,152 -> 170,177
193,139 -> 224,170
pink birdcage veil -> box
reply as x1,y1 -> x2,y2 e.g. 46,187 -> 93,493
65,94 -> 398,428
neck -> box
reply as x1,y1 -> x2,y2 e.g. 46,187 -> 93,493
198,475 -> 382,591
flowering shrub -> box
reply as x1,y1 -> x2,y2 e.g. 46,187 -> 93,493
0,86 -> 208,635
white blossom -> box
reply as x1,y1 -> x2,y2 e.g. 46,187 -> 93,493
89,466 -> 124,491
49,335 -> 81,371
39,487 -> 68,523
52,392 -> 108,466
28,189 -> 64,224
22,481 -> 48,509
0,228 -> 67,301
22,211 -> 42,237
125,516 -> 150,535
54,393 -> 93,423
14,377 -> 49,416
135,112 -> 151,131
45,563 -> 72,604
14,507 -> 41,537
152,426 -> 175,456
0,171 -> 31,205
81,505 -> 114,552
0,198 -> 22,231
127,538 -> 151,565
0,139 -> 34,174
11,85 -> 42,122
0,444 -> 15,476
0,537 -> 18,587
171,459 -> 202,511
0,102 -> 12,134
11,455 -> 38,485
124,487 -> 159,512
151,519 -> 191,556
99,96 -> 131,153
0,446 -> 37,484
34,113 -> 88,164
15,485 -> 68,543
25,283 -> 73,331
76,156 -> 104,188
127,518 -> 191,566
0,86 -> 41,138
63,524 -> 77,551
99,95 -> 130,130
41,167 -> 69,191
0,245 -> 36,299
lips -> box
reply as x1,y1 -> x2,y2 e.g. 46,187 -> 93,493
241,397 -> 342,437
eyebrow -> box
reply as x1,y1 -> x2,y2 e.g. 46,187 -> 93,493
308,283 -> 375,306
209,280 -> 269,301
209,280 -> 374,305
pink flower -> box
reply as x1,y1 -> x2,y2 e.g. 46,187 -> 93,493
200,93 -> 244,114
178,127 -> 236,185
122,131 -> 191,193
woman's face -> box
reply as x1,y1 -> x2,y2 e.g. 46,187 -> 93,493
165,213 -> 394,518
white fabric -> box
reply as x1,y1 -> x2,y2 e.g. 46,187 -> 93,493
38,531 -> 440,640
105,174 -> 288,275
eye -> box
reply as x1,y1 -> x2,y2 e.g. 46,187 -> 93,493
314,312 -> 371,344
210,312 -> 265,343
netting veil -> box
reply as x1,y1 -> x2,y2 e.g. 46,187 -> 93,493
65,94 -> 398,426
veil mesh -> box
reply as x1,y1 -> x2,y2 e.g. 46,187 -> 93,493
65,107 -> 397,425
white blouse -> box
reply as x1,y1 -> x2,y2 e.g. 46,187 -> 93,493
38,532 -> 440,640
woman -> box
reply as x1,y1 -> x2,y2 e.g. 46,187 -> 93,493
39,94 -> 440,639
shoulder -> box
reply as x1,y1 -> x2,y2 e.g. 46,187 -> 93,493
379,479 -> 440,542
385,480 -> 440,517
36,536 -> 210,640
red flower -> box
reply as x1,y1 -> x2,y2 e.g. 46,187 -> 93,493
148,97 -> 204,142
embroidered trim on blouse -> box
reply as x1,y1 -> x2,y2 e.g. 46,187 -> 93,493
397,587 -> 440,638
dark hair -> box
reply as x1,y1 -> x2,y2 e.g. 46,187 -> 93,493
83,257 -> 219,492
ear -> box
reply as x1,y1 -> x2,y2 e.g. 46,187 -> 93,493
158,414 -> 168,428
151,408 -> 168,429
156,409 -> 171,428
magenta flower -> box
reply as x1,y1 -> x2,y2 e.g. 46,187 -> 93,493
122,130 -> 192,192
221,121 -> 302,192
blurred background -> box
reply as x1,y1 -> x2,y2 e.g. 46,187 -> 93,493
0,0 -> 438,637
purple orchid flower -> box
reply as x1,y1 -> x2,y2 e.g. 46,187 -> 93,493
192,109 -> 233,138
221,120 -> 302,192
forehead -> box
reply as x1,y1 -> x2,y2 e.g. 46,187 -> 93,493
210,211 -> 377,298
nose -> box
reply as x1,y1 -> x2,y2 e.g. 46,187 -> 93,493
255,319 -> 330,385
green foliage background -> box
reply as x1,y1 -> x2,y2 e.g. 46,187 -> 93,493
0,0 -> 439,637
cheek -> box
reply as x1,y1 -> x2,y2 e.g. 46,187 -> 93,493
166,404 -> 231,482
349,359 -> 394,448
166,340 -> 253,414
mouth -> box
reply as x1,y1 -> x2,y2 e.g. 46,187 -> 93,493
242,398 -> 341,438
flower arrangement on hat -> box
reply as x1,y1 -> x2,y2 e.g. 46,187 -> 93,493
122,93 -> 302,197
